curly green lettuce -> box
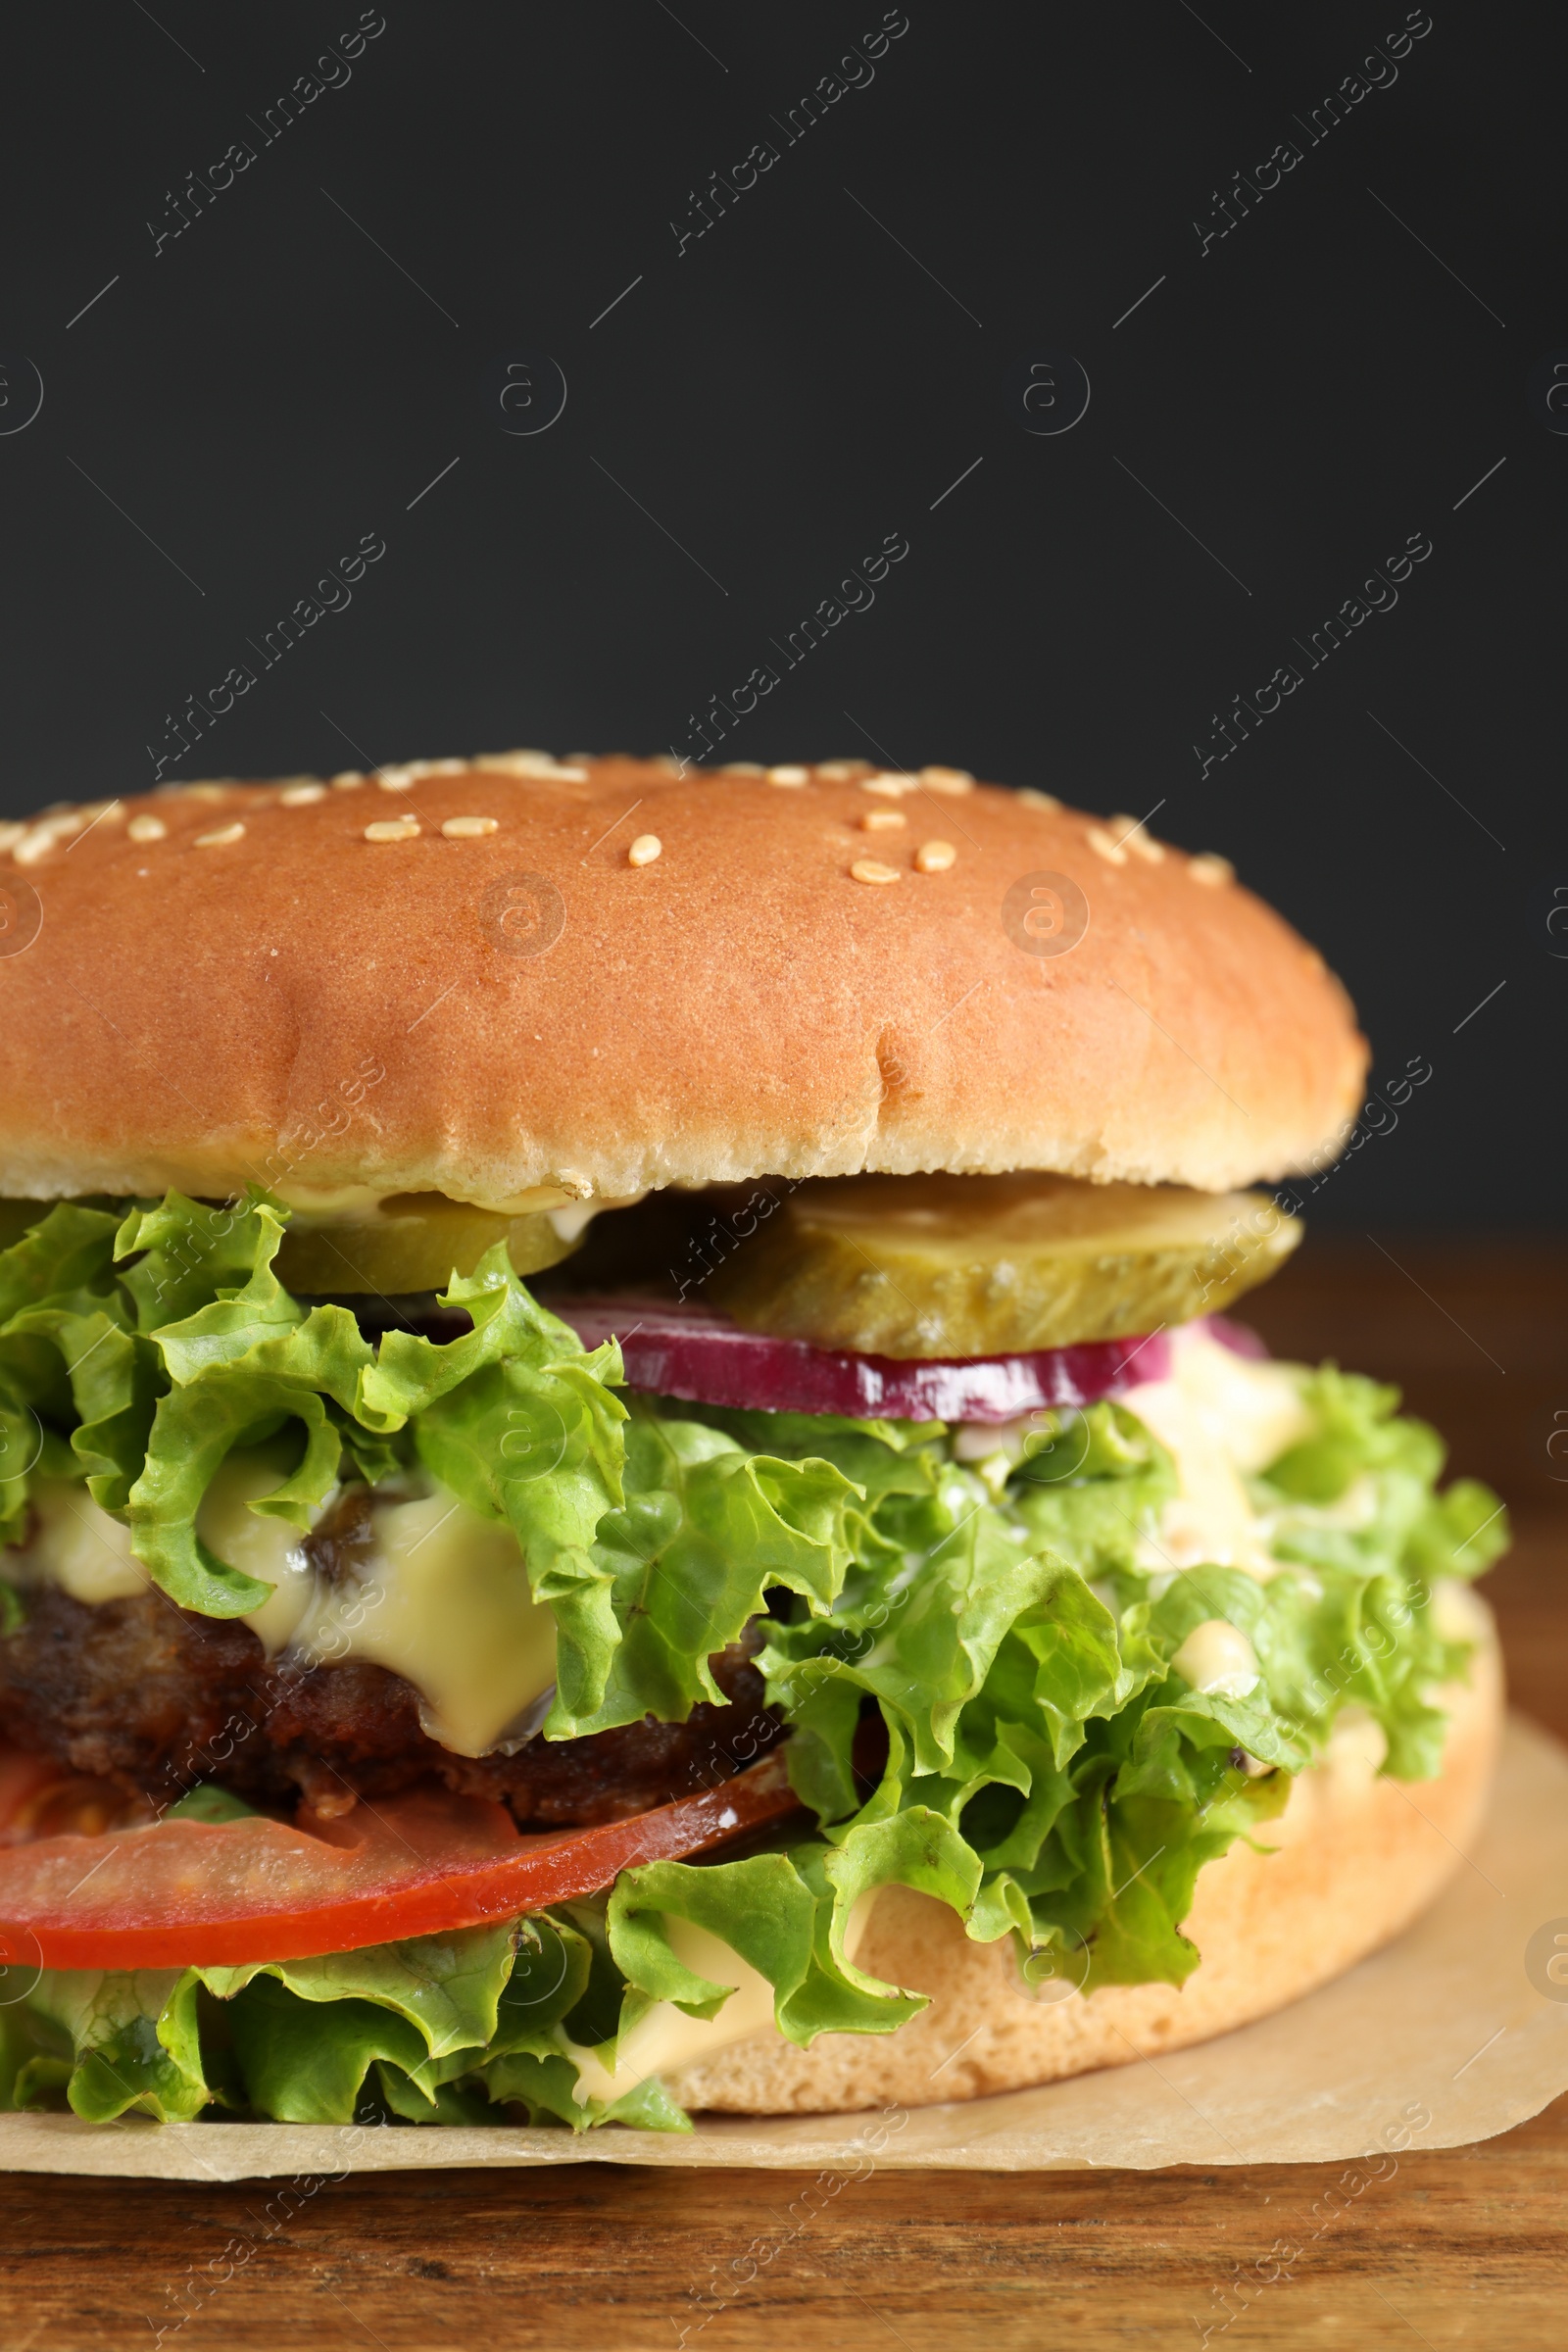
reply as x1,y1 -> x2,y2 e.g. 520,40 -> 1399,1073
0,1195 -> 1509,2128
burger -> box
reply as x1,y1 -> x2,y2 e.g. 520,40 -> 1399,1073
0,754 -> 1505,2133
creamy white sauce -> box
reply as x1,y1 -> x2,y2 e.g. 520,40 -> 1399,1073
564,1916 -> 778,2104
1433,1576 -> 1492,1645
1170,1617 -> 1259,1698
1322,1702 -> 1389,1781
562,1888 -> 886,2107
1120,1324 -> 1315,1580
270,1183 -> 392,1217
275,1184 -> 650,1246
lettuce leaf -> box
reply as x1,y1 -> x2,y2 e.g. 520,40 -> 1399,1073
1005,1400 -> 1178,1580
559,1411 -> 859,1739
2,1913 -> 710,2131
17,1967 -> 211,2123
0,1203 -> 131,1540
115,1199 -> 629,1650
607,1845 -> 928,2046
0,1196 -> 1512,2130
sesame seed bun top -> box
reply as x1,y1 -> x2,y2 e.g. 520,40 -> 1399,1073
0,755 -> 1366,1208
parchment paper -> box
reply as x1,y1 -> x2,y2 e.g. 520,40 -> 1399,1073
2,1712 -> 1565,2179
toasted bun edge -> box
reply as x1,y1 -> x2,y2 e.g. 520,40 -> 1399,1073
666,1621 -> 1502,2116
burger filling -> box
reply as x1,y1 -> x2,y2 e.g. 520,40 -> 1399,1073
0,1185 -> 1504,2131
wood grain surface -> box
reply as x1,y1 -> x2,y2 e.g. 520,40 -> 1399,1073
1,1233 -> 1564,2352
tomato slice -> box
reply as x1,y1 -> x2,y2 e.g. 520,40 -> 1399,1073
0,1751 -> 803,1970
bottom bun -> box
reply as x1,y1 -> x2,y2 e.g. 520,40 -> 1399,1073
665,1612 -> 1502,2116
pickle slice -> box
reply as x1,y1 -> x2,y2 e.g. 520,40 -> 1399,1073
275,1195 -> 581,1297
709,1173 -> 1298,1358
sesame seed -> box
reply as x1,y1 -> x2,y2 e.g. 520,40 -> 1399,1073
477,751 -> 588,781
376,766 -> 417,792
720,760 -> 765,775
11,830 -> 52,866
407,758 -> 468,776
0,821 -> 24,853
766,764 -> 809,787
860,773 -> 910,798
815,760 -> 864,780
364,818 -> 420,843
1110,814 -> 1164,863
851,858 -> 901,886
1189,853 -> 1235,887
918,765 -> 974,796
1017,788 -> 1060,811
126,813 -> 168,843
628,833 -> 662,866
194,822 -> 246,849
279,782 -> 327,807
915,840 -> 957,873
183,782 -> 233,803
1087,825 -> 1127,866
330,771 -> 366,791
859,809 -> 906,832
441,815 -> 500,839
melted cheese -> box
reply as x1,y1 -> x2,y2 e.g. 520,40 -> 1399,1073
1121,1324 -> 1315,1580
10,1482 -> 147,1603
195,1450 -> 317,1653
16,1454 -> 557,1762
290,1488 -> 558,1757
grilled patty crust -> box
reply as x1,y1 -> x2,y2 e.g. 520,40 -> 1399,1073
0,1583 -> 777,1824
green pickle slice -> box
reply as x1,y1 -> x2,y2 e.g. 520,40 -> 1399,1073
275,1195 -> 580,1296
710,1173 -> 1298,1358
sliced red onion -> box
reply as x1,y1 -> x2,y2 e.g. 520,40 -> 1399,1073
548,1294 -> 1172,1423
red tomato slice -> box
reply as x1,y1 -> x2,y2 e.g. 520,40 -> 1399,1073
0,1750 -> 803,1970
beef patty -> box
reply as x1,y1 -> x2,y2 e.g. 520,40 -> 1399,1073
0,1582 -> 780,1825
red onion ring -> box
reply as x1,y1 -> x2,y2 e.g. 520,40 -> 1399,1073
549,1294 -> 1173,1423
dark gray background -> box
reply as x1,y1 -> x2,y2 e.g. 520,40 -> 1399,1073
1,1 -> 1560,1225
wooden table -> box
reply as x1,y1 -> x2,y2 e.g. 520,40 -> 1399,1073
2,1236 -> 1564,2350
